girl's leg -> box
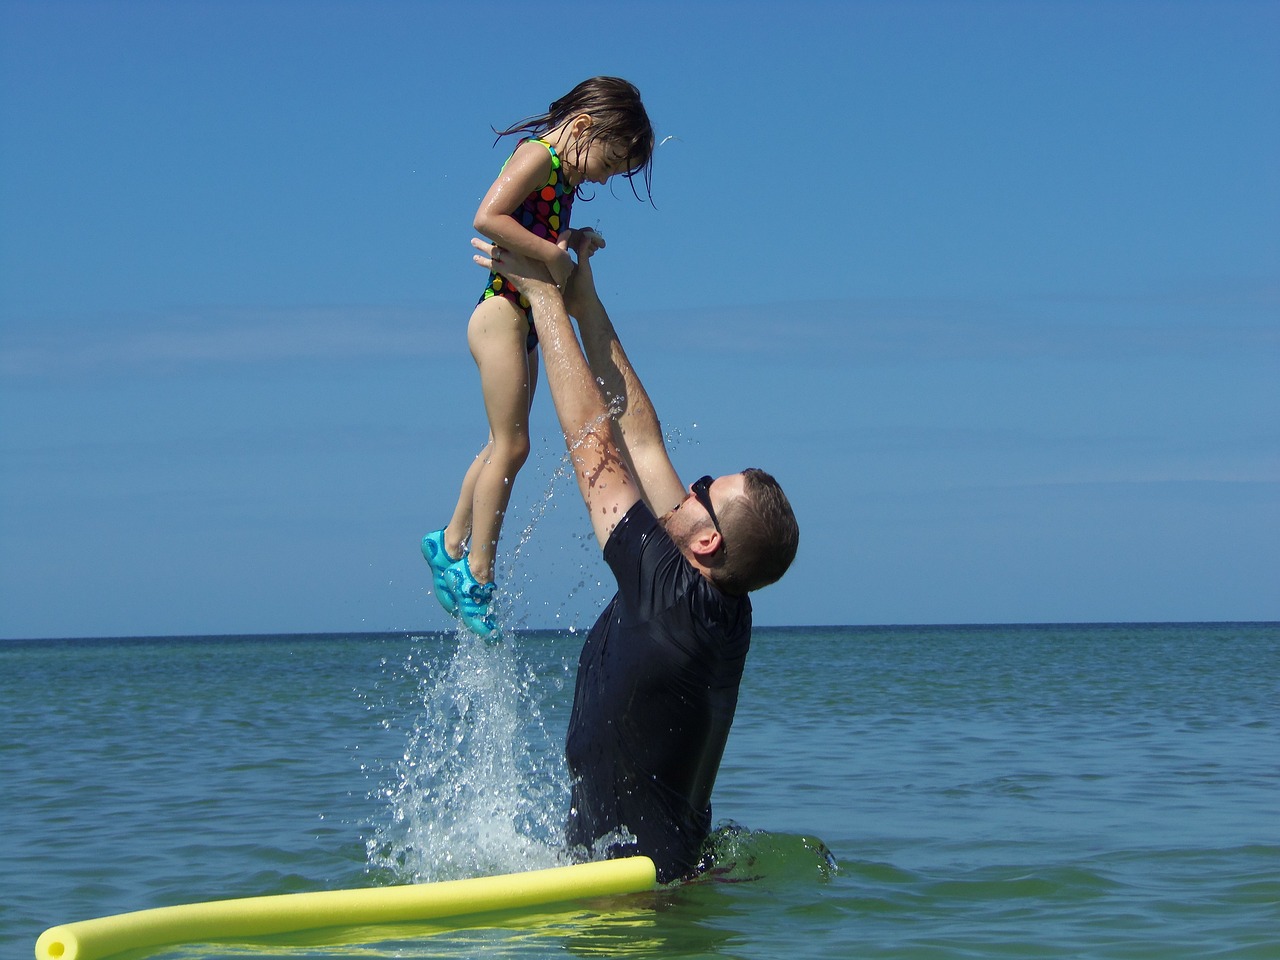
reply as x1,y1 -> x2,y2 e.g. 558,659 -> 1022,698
441,438 -> 491,560
466,297 -> 535,585
438,318 -> 538,561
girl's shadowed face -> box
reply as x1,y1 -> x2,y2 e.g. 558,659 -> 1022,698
568,136 -> 635,186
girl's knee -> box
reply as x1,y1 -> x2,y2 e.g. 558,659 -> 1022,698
510,439 -> 532,470
490,435 -> 531,471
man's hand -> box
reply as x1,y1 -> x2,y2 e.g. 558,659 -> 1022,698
568,227 -> 606,260
472,237 -> 559,299
563,236 -> 605,321
472,231 -> 605,325
548,247 -> 576,289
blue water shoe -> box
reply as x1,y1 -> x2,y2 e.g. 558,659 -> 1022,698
421,529 -> 462,616
443,557 -> 501,643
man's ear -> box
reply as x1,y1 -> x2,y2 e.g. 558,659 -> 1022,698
689,527 -> 723,560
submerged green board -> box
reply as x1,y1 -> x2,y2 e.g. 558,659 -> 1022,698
35,856 -> 657,960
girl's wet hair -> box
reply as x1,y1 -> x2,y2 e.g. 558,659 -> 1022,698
494,77 -> 656,202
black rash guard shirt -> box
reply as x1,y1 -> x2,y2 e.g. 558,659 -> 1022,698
565,499 -> 752,882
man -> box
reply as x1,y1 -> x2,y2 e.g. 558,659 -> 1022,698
472,231 -> 799,883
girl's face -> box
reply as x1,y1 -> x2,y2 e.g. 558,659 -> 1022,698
571,136 -> 633,186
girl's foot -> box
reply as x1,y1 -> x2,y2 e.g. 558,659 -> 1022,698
421,529 -> 462,616
443,556 -> 501,643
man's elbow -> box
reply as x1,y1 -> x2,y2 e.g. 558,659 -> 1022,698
625,428 -> 667,463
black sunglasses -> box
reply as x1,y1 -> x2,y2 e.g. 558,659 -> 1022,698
691,475 -> 721,533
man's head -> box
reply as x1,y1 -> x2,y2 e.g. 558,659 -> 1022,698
665,468 -> 799,596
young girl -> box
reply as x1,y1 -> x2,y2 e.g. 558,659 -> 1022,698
423,77 -> 655,640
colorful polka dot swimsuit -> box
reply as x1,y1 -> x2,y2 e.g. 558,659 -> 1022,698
479,138 -> 575,351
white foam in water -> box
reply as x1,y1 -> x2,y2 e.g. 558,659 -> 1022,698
367,446 -> 587,882
366,630 -> 569,882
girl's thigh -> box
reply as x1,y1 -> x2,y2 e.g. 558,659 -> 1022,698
467,297 -> 534,440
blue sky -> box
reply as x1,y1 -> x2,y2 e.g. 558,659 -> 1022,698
1,0 -> 1276,638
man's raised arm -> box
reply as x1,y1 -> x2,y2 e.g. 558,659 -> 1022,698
562,242 -> 686,517
471,238 -> 641,550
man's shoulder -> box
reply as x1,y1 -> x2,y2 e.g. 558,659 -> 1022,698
605,501 -> 750,638
604,499 -> 658,552
603,501 -> 686,610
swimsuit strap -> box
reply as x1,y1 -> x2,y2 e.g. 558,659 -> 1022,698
530,138 -> 562,169
499,137 -> 562,174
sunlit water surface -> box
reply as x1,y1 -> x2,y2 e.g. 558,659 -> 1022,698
2,622 -> 1276,959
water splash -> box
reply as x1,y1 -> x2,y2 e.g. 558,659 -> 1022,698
365,444 -> 589,883
364,632 -> 570,882
497,432 -> 614,634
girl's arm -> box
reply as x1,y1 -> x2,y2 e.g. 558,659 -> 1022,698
474,140 -> 576,288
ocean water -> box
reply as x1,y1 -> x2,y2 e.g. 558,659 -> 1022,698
2,623 -> 1276,959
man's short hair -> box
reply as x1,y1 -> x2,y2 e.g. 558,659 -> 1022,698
713,467 -> 799,595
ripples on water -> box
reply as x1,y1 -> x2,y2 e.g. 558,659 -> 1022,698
2,622 -> 1277,959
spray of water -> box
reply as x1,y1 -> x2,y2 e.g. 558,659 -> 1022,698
365,442 -> 593,882
365,631 -> 569,882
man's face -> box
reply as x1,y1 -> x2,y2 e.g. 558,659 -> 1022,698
660,473 -> 746,550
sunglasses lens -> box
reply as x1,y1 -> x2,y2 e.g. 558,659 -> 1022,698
692,476 -> 719,532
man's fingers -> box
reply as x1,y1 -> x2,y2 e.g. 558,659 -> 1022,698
471,236 -> 495,270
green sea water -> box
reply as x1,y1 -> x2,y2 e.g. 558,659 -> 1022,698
2,623 -> 1276,958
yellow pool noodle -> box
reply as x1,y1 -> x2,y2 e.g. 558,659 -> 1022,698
35,856 -> 657,960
